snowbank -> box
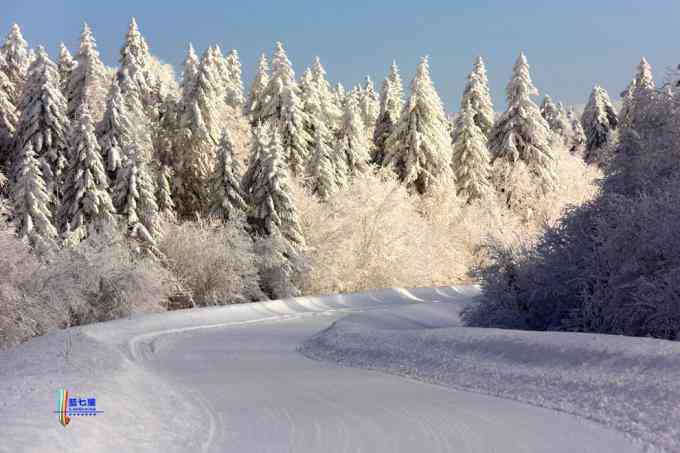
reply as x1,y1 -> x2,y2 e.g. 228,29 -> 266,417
301,301 -> 680,452
0,285 -> 471,452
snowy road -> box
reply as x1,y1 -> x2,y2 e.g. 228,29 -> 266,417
1,287 -> 645,452
136,309 -> 640,452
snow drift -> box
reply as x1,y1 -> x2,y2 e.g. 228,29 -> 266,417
301,300 -> 680,452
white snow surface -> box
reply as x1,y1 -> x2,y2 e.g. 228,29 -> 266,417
0,285 -> 659,452
301,292 -> 680,453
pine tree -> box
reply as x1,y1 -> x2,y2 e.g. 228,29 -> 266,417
383,56 -> 453,194
12,142 -> 57,240
488,53 -> 556,196
567,107 -> 586,150
358,76 -> 379,138
373,61 -> 403,165
0,24 -> 31,106
14,47 -> 69,202
208,129 -> 247,221
99,81 -> 129,179
181,43 -> 199,93
175,47 -> 223,216
225,49 -> 245,109
246,53 -> 269,122
299,67 -> 318,128
311,57 -> 342,129
118,18 -> 158,121
335,97 -> 371,176
242,122 -> 269,198
259,42 -> 312,176
459,56 -> 494,138
248,127 -> 305,247
308,120 -> 337,199
113,151 -> 162,243
451,101 -> 491,203
335,82 -> 347,107
582,85 -> 618,163
59,103 -> 114,235
66,23 -> 110,122
540,95 -> 572,145
156,164 -> 176,219
57,42 -> 76,95
619,58 -> 655,130
0,68 -> 17,167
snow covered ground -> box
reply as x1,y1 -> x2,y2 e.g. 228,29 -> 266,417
0,285 -> 658,452
301,296 -> 680,452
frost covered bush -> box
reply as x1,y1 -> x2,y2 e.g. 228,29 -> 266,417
296,157 -> 598,297
297,171 -> 433,294
158,217 -> 264,306
465,88 -> 680,340
0,224 -> 171,348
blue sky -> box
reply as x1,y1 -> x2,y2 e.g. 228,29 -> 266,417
3,0 -> 680,110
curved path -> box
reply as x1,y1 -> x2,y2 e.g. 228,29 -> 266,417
139,309 -> 640,452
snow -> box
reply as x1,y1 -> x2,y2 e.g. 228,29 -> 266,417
302,292 -> 678,452
0,285 -> 653,452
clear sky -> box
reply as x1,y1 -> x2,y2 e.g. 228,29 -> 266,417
3,0 -> 680,111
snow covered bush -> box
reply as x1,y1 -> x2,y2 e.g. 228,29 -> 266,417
296,141 -> 599,297
0,224 -> 171,348
158,218 -> 264,306
465,86 -> 680,340
296,170 -> 433,294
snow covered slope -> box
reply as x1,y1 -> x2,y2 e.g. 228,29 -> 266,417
0,286 -> 648,452
301,300 -> 680,452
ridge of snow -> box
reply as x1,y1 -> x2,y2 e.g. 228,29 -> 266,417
300,301 -> 678,452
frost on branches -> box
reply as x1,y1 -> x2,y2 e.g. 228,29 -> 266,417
246,53 -> 270,123
13,142 -> 57,241
155,164 -> 175,220
335,97 -> 371,176
99,81 -> 131,179
458,57 -> 494,138
540,95 -> 573,146
619,58 -> 655,131
451,101 -> 491,203
208,129 -> 247,221
118,18 -> 160,122
66,23 -> 111,122
57,43 -> 76,94
308,120 -> 338,199
567,107 -> 586,152
14,47 -> 69,202
311,57 -> 343,130
247,127 -> 305,248
373,61 -> 403,165
582,85 -> 618,164
59,103 -> 114,236
246,126 -> 308,298
489,53 -> 556,204
224,49 -> 245,109
112,150 -> 162,245
258,42 -> 312,177
0,67 -> 17,167
175,47 -> 224,217
0,24 -> 31,106
180,43 -> 199,94
383,56 -> 453,194
358,76 -> 379,140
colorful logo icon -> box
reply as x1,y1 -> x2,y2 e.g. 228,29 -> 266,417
55,389 -> 103,427
57,389 -> 70,427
